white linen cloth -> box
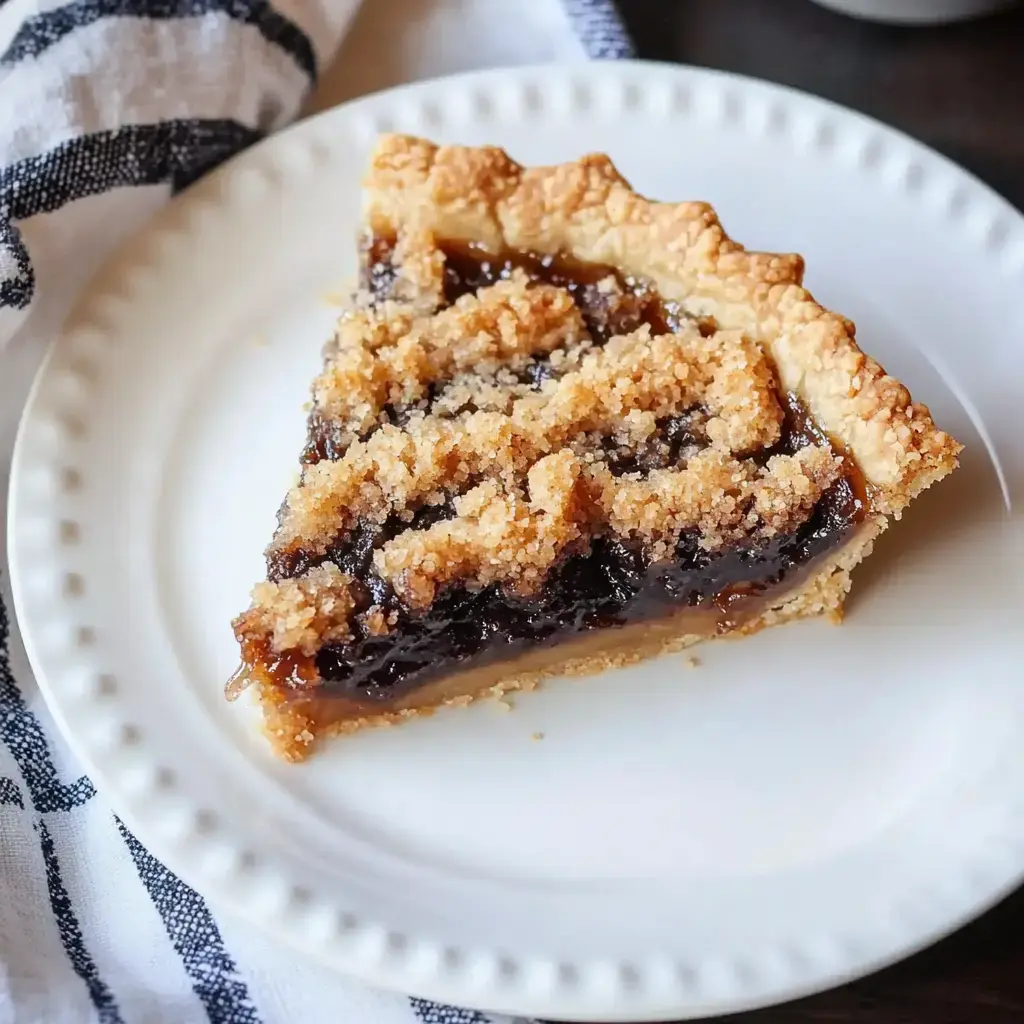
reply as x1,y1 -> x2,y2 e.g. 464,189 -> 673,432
0,0 -> 633,1021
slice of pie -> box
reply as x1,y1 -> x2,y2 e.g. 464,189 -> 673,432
229,134 -> 962,760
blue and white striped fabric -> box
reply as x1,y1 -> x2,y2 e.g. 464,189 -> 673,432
0,1 -> 633,1021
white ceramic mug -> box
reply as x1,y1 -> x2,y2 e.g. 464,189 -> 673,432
809,0 -> 1015,23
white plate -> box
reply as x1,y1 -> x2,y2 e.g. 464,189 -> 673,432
9,62 -> 1024,1022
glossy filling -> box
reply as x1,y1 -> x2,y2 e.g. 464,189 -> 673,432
242,238 -> 867,707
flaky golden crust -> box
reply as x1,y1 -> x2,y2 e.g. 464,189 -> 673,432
364,134 -> 961,513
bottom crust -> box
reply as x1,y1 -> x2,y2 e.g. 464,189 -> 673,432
252,518 -> 885,761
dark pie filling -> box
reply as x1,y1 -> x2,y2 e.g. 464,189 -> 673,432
251,239 -> 868,707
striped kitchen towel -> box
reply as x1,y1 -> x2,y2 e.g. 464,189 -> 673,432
0,1 -> 634,1022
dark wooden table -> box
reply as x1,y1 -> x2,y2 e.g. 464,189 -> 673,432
605,3 -> 1024,1023
624,0 -> 1024,210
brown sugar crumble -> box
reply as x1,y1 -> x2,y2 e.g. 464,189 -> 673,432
229,135 -> 961,761
235,228 -> 864,694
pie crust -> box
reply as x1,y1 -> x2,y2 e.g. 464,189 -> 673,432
229,135 -> 961,761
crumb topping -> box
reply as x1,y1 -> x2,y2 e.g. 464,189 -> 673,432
375,443 -> 842,602
313,271 -> 584,440
241,216 -> 863,663
368,228 -> 447,313
754,445 -> 845,535
236,563 -> 355,656
596,446 -> 842,563
376,450 -> 586,608
237,133 -> 956,665
231,135 -> 962,758
275,322 -> 785,557
364,135 -> 961,509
